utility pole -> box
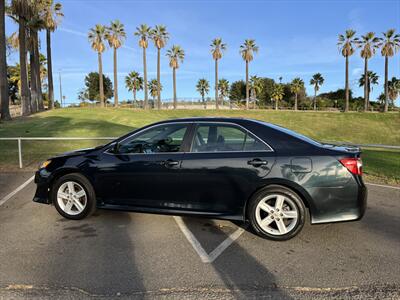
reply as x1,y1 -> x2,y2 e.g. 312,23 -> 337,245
59,70 -> 63,107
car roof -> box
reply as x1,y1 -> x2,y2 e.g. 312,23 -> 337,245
157,117 -> 262,124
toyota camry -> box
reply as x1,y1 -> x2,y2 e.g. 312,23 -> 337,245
33,118 -> 367,240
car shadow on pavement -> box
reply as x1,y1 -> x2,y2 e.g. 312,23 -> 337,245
182,217 -> 293,299
360,205 -> 400,243
46,210 -> 146,298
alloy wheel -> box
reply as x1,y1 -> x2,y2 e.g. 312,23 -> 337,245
56,181 -> 87,216
255,194 -> 299,236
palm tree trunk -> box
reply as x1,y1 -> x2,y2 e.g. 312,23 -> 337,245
30,50 -> 38,113
245,61 -> 249,109
157,48 -> 161,110
364,58 -> 368,112
46,29 -> 54,110
275,98 -> 278,110
314,88 -> 317,111
384,56 -> 389,112
143,47 -> 148,109
113,47 -> 118,107
0,0 -> 11,120
173,67 -> 177,109
133,89 -> 136,102
19,19 -> 30,116
98,52 -> 104,107
202,94 -> 206,109
294,93 -> 298,111
215,59 -> 219,109
33,30 -> 43,111
344,55 -> 349,112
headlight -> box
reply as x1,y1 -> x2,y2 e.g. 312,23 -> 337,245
39,160 -> 52,169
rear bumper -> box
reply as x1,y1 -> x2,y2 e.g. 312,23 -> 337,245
33,170 -> 51,204
309,177 -> 367,224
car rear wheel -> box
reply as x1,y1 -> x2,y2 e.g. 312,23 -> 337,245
51,173 -> 96,220
248,185 -> 306,241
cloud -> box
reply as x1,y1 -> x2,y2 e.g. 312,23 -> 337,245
352,67 -> 363,76
348,8 -> 364,32
59,27 -> 138,52
59,27 -> 86,37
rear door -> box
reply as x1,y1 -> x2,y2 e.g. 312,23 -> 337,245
179,122 -> 276,216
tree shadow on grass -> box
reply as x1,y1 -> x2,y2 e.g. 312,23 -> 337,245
0,116 -> 137,169
17,116 -> 136,138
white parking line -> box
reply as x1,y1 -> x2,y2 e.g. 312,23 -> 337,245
174,216 -> 246,263
365,182 -> 400,190
0,176 -> 34,207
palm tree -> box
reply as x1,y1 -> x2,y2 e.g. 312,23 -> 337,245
148,78 -> 162,107
0,0 -> 11,120
240,39 -> 258,109
27,1 -> 46,112
387,77 -> 399,108
125,71 -> 143,104
249,75 -> 263,109
211,38 -> 226,110
10,0 -> 32,115
359,71 -> 379,105
42,0 -> 63,110
134,24 -> 151,109
271,83 -> 284,110
166,45 -> 184,109
196,78 -> 209,109
310,73 -> 324,111
39,53 -> 47,86
358,32 -> 380,111
378,29 -> 400,112
337,29 -> 359,112
290,78 -> 304,111
88,24 -> 107,107
106,20 -> 126,107
218,78 -> 229,108
150,25 -> 169,110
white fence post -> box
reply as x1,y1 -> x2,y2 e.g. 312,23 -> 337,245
18,138 -> 22,169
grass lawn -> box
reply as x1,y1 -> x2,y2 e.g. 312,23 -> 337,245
362,148 -> 400,185
0,108 -> 399,184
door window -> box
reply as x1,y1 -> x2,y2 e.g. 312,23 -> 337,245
192,124 -> 270,152
117,123 -> 188,154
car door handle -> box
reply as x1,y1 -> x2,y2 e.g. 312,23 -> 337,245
248,158 -> 268,167
162,159 -> 180,167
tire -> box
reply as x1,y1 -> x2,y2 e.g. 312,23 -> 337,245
248,185 -> 306,241
51,173 -> 96,220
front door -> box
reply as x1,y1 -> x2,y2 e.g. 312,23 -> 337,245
96,123 -> 190,209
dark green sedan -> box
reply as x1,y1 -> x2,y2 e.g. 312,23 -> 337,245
33,118 -> 367,240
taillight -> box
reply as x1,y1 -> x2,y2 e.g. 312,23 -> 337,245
340,158 -> 363,176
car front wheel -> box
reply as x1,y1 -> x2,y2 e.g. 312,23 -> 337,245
51,173 -> 96,220
248,185 -> 306,241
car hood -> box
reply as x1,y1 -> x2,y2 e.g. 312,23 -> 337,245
52,146 -> 103,158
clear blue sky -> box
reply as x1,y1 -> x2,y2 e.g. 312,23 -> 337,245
6,0 -> 400,104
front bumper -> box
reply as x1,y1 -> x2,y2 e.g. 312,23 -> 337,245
33,170 -> 51,204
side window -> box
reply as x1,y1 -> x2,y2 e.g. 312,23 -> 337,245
118,124 -> 188,154
192,124 -> 269,152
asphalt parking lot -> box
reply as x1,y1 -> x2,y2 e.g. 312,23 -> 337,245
0,172 -> 399,299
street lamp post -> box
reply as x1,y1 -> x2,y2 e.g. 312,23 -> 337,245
59,70 -> 63,107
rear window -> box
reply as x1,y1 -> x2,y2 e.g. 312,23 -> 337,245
258,122 -> 322,147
